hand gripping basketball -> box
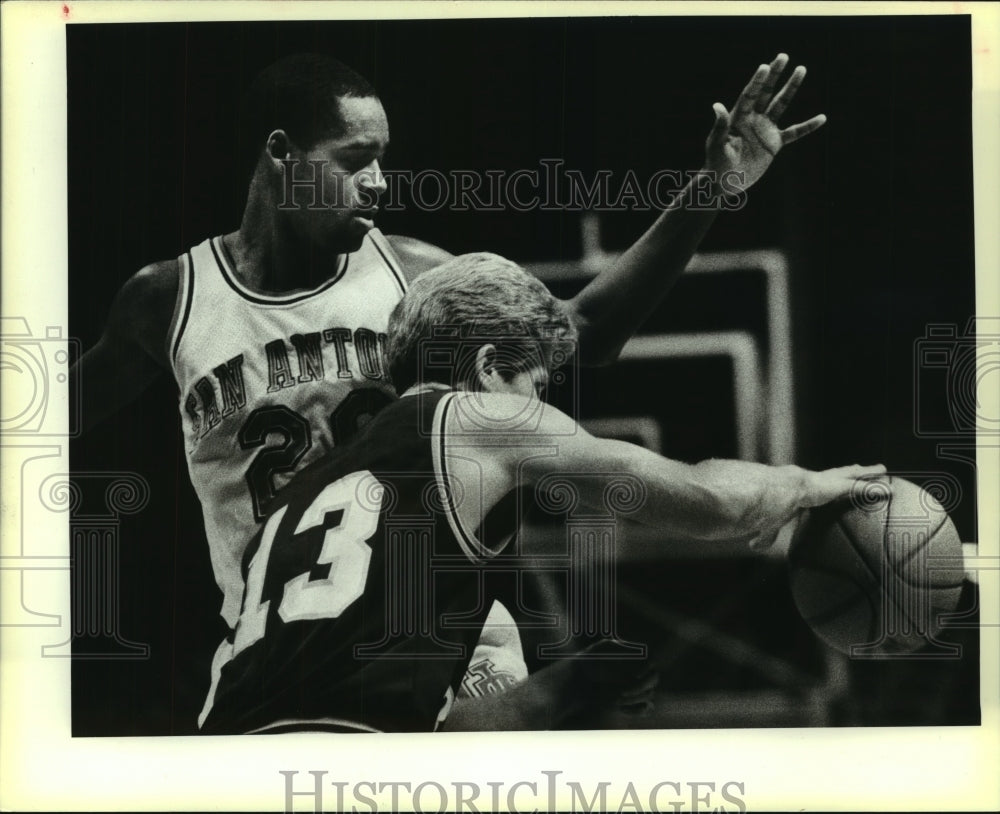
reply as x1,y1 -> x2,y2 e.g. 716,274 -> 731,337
802,464 -> 890,508
748,463 -> 888,552
788,475 -> 966,656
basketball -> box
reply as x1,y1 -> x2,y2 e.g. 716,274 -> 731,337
788,476 -> 966,656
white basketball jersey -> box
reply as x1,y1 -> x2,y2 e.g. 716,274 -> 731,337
168,230 -> 406,627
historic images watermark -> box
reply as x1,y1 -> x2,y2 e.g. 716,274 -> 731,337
278,160 -> 750,214
280,769 -> 747,813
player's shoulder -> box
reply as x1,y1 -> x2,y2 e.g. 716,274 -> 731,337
119,257 -> 180,307
383,234 -> 454,282
108,257 -> 181,364
442,392 -> 576,439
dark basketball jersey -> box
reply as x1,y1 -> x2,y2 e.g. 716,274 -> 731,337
200,389 -> 521,734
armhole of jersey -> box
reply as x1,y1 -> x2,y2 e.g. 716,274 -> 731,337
368,229 -> 408,295
431,392 -> 502,564
166,251 -> 194,373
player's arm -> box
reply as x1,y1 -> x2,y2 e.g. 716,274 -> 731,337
523,412 -> 883,549
384,234 -> 455,282
70,260 -> 178,433
565,53 -> 827,366
452,394 -> 882,550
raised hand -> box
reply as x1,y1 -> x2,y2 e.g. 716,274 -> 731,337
704,53 -> 827,190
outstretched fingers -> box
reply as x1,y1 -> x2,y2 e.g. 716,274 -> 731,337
780,113 -> 828,145
753,53 -> 790,112
766,64 -> 807,121
731,63 -> 772,121
706,102 -> 731,148
850,464 -> 888,478
804,463 -> 888,507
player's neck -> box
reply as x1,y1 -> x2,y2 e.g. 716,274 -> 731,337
226,186 -> 349,294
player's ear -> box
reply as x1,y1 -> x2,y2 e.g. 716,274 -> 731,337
473,344 -> 499,392
265,129 -> 293,167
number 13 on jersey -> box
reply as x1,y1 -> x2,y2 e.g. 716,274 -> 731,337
233,470 -> 383,656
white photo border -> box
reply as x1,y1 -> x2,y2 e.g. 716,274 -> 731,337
1,1 -> 997,811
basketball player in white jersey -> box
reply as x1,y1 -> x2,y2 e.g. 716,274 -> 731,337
72,51 -> 827,728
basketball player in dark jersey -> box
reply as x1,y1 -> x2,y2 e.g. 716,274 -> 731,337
73,52 -> 828,728
200,253 -> 883,734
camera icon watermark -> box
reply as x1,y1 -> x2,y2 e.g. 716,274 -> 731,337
913,317 -> 1000,438
0,317 -> 81,437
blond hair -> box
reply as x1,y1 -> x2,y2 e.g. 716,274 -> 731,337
385,253 -> 577,392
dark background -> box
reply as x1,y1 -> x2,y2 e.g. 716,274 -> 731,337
68,16 -> 979,735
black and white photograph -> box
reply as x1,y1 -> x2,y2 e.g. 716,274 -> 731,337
1,2 -> 998,811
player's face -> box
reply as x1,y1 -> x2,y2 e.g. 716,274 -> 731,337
284,96 -> 389,254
